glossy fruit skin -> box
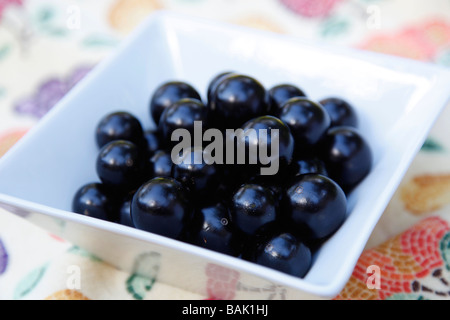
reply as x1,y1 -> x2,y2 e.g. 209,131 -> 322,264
209,74 -> 269,128
245,231 -> 312,278
240,115 -> 295,176
118,193 -> 135,227
247,175 -> 285,207
288,157 -> 328,183
267,84 -> 306,116
142,129 -> 162,157
279,98 -> 331,155
131,177 -> 191,240
230,183 -> 278,237
95,111 -> 144,149
150,81 -> 202,125
96,140 -> 145,193
172,147 -> 221,200
72,183 -> 117,222
158,98 -> 209,146
320,126 -> 372,193
147,149 -> 173,178
284,174 -> 347,241
189,202 -> 243,257
207,71 -> 234,104
319,97 -> 358,128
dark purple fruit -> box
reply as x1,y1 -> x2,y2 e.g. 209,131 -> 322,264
320,126 -> 372,192
118,192 -> 135,227
279,97 -> 330,155
95,111 -> 144,149
142,129 -> 162,157
240,115 -> 295,176
150,81 -> 201,125
72,183 -> 117,222
245,231 -> 312,278
158,98 -> 208,146
230,183 -> 278,237
288,157 -> 328,183
96,140 -> 145,193
319,97 -> 358,128
267,84 -> 306,116
172,147 -> 221,200
147,149 -> 173,178
131,177 -> 191,240
284,174 -> 347,241
189,202 -> 243,257
207,71 -> 234,104
209,74 -> 268,128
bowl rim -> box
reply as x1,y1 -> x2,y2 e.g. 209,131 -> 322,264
0,10 -> 449,298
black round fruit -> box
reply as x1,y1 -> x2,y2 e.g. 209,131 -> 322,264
189,202 -> 243,257
150,81 -> 202,125
118,192 -> 135,227
207,71 -> 234,104
284,174 -> 347,241
245,231 -> 312,278
209,74 -> 268,128
72,183 -> 116,222
96,140 -> 145,193
158,98 -> 209,145
95,111 -> 144,149
240,115 -> 295,176
267,84 -> 306,116
279,97 -> 331,155
320,126 -> 372,193
142,129 -> 162,157
147,149 -> 173,178
319,97 -> 358,128
172,147 -> 221,200
288,157 -> 328,182
131,177 -> 191,240
230,183 -> 278,237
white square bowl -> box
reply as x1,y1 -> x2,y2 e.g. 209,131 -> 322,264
0,10 -> 449,299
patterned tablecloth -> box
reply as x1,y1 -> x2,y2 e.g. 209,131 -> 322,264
0,0 -> 450,300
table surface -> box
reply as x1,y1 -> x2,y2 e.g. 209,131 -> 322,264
0,0 -> 450,300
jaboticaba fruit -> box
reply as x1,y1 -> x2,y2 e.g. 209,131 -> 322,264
284,174 -> 347,241
131,177 -> 192,240
279,97 -> 330,156
319,126 -> 372,193
209,73 -> 269,129
150,81 -> 202,125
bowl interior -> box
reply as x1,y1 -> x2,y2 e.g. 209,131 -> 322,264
0,11 -> 449,296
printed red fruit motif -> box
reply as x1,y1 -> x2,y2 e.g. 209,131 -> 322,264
279,0 -> 342,18
335,216 -> 450,300
205,263 -> 240,300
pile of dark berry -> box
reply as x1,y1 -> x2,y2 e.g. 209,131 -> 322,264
72,72 -> 372,279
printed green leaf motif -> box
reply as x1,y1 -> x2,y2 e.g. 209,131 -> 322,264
126,252 -> 161,300
421,138 -> 444,152
36,7 -> 54,23
440,232 -> 450,271
126,274 -> 155,300
13,264 -> 48,299
67,245 -> 102,262
34,6 -> 68,37
82,35 -> 120,48
0,45 -> 11,61
320,16 -> 349,38
386,293 -> 429,300
436,50 -> 450,67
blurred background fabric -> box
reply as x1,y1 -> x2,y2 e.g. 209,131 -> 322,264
0,0 -> 450,300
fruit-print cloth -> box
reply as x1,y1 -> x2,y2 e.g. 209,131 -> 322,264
0,0 -> 450,300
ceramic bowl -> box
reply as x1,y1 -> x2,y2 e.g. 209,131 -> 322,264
0,10 -> 449,299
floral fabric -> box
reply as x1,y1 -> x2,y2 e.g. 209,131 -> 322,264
0,0 -> 450,300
